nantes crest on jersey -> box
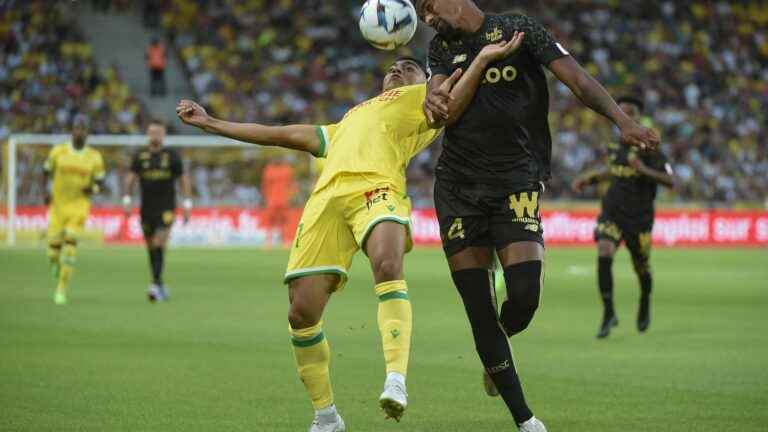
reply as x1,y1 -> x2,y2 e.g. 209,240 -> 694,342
427,13 -> 569,190
313,84 -> 440,193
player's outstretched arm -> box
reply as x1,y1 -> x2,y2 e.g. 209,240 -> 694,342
176,100 -> 322,156
548,57 -> 660,150
571,168 -> 610,193
627,154 -> 676,189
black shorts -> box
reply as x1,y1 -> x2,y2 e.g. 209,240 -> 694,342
594,213 -> 652,263
141,208 -> 176,238
434,179 -> 544,257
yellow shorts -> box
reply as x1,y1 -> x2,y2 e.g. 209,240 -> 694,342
48,202 -> 90,241
284,175 -> 413,291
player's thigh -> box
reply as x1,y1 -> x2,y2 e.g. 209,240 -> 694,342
62,206 -> 89,241
490,189 -> 545,265
594,214 -> 623,255
624,230 -> 653,273
434,180 -> 493,268
285,194 -> 357,292
349,183 -> 412,251
497,241 -> 544,267
153,210 -> 175,247
47,206 -> 64,241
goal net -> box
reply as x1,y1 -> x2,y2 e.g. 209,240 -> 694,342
2,134 -> 315,247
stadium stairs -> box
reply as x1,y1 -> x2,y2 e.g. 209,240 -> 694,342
75,3 -> 197,133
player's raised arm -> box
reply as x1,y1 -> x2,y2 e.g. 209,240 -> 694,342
176,100 -> 322,156
548,57 -> 660,150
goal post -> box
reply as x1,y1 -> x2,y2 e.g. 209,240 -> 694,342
4,133 -> 259,246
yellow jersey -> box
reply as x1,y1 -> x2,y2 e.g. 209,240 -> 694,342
314,84 -> 440,193
44,143 -> 105,206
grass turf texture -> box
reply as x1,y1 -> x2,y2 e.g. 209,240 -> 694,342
1,246 -> 766,431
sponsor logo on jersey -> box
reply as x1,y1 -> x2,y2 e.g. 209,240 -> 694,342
141,169 -> 172,180
610,164 -> 639,178
485,27 -> 503,42
364,186 -> 391,210
58,164 -> 91,177
452,53 -> 467,64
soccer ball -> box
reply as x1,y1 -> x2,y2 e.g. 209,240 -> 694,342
359,0 -> 418,50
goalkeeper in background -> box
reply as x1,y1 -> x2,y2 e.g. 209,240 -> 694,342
43,114 -> 105,305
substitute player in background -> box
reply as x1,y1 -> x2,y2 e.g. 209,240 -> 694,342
572,96 -> 675,339
178,39 -> 521,432
417,1 -> 660,430
122,119 -> 192,302
43,114 -> 105,305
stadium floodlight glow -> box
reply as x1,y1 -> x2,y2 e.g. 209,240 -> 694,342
4,134 -> 256,246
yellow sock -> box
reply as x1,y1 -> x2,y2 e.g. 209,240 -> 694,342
375,280 -> 412,376
57,243 -> 77,294
290,321 -> 334,410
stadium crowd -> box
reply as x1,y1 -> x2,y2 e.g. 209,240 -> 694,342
3,0 -> 767,207
0,1 -> 148,138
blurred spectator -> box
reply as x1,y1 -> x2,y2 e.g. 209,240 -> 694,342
146,37 -> 167,97
261,155 -> 298,246
0,1 -> 148,137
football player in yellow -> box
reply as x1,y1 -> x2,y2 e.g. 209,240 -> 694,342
42,114 -> 105,305
177,36 -> 521,432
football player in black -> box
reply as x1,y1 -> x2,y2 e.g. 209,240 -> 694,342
123,120 -> 192,302
572,96 -> 676,339
415,1 -> 660,430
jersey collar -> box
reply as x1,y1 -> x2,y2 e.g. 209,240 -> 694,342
68,142 -> 87,154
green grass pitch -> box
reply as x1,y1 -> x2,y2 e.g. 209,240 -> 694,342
1,246 -> 766,431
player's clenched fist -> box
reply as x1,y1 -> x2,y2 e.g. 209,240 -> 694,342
176,99 -> 209,128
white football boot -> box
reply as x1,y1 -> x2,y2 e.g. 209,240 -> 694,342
308,406 -> 345,432
379,373 -> 408,422
519,416 -> 548,432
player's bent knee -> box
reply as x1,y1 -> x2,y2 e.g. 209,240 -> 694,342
500,260 -> 543,336
499,303 -> 537,336
371,256 -> 403,282
288,303 -> 320,330
597,241 -> 616,257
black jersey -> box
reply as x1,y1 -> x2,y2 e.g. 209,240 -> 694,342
601,144 -> 670,230
130,148 -> 183,213
427,13 -> 569,190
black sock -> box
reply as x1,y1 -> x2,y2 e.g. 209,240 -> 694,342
149,247 -> 164,285
639,272 -> 652,308
451,268 -> 533,424
598,256 -> 614,317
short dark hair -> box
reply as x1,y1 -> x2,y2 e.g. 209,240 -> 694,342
616,96 -> 645,112
394,56 -> 426,74
148,118 -> 167,128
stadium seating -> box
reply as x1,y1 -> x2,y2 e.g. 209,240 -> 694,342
3,0 -> 766,205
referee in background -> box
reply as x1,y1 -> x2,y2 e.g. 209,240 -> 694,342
123,119 -> 192,302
